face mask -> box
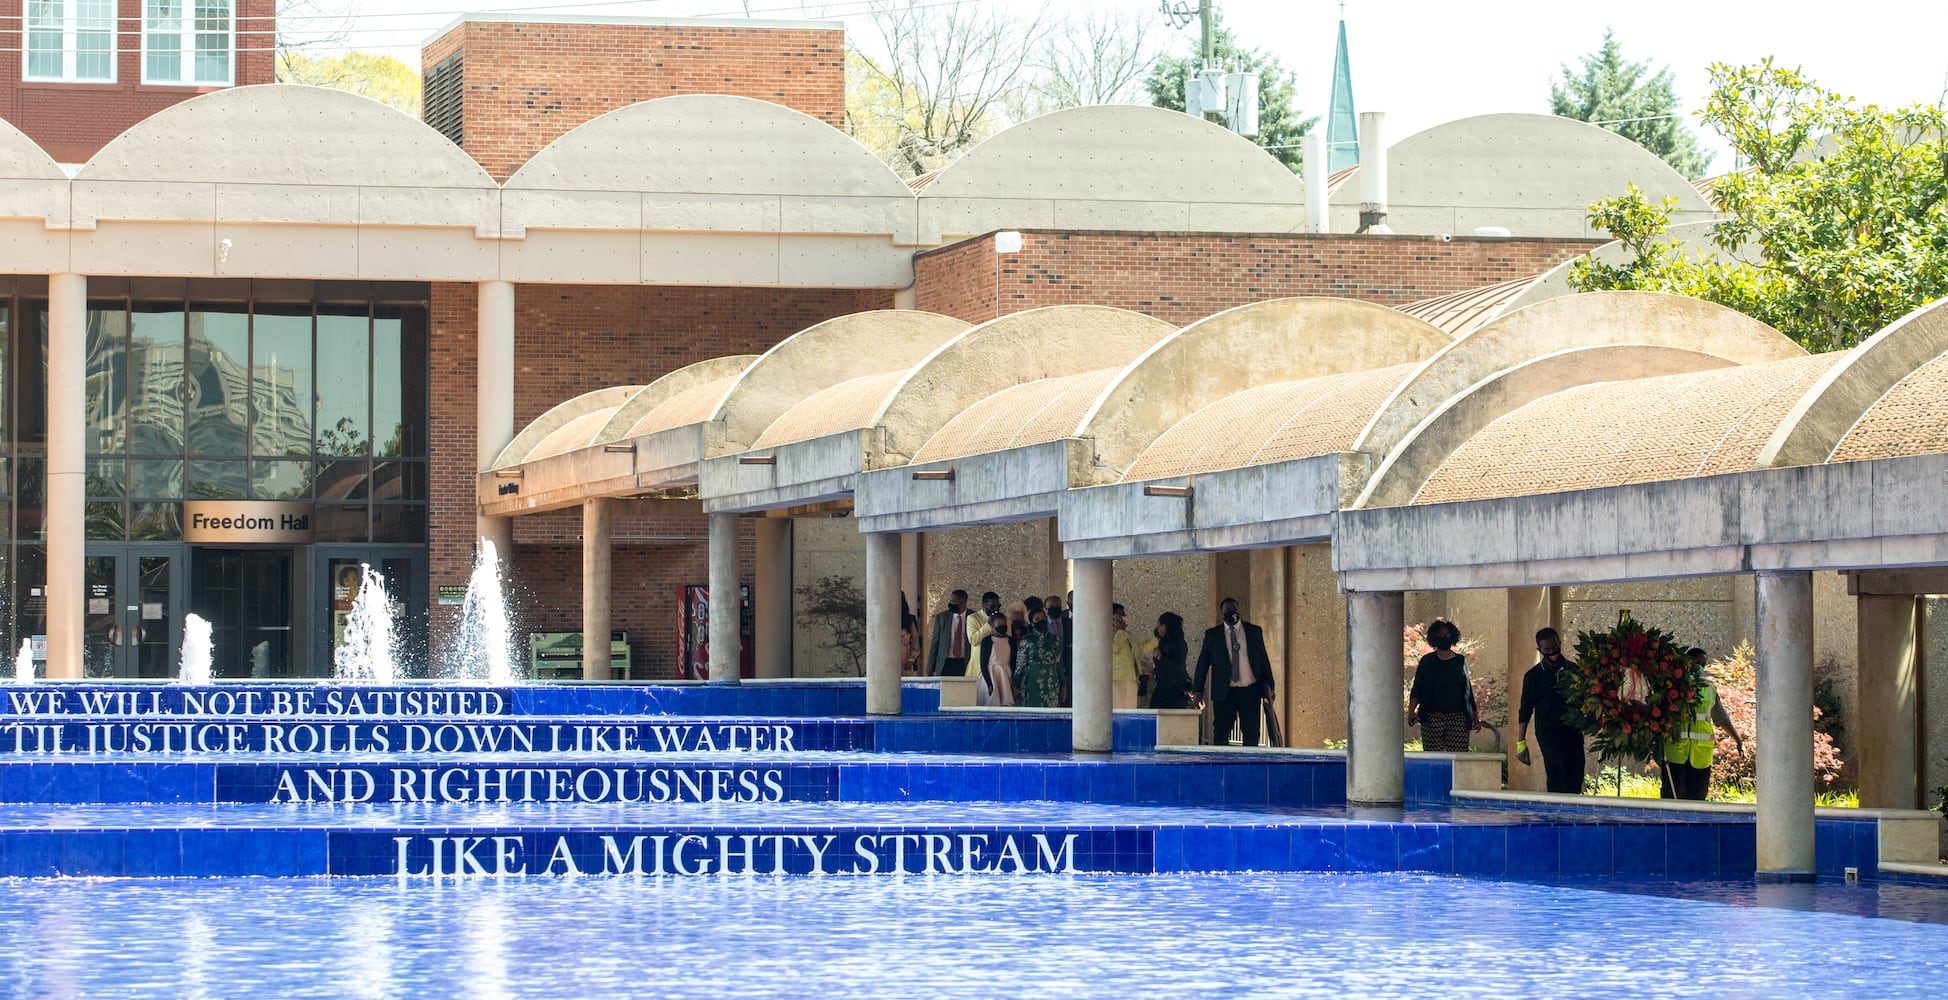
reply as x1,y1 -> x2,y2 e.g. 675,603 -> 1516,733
1154,626 -> 1165,639
1222,610 -> 1240,625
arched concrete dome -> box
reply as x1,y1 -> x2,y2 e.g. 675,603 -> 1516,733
1412,352 -> 1844,504
1328,113 -> 1715,238
1079,297 -> 1453,480
0,118 -> 71,256
1352,292 -> 1807,507
916,105 -> 1306,241
490,355 -> 767,471
492,386 -> 643,470
75,84 -> 498,228
1396,274 -> 1544,337
504,95 -> 915,239
709,310 -> 970,455
883,306 -> 1176,466
1765,298 -> 1948,466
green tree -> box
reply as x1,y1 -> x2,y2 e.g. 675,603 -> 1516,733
1551,30 -> 1712,179
1142,13 -> 1316,171
1569,59 -> 1948,353
278,51 -> 422,116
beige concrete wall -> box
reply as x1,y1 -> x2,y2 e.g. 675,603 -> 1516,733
1561,579 -> 1738,661
1925,598 -> 1948,803
921,520 -> 1054,626
1286,543 -> 1347,748
1109,553 -> 1207,662
1812,571 -> 1860,765
790,516 -> 867,678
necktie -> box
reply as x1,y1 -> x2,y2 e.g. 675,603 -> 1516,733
1231,627 -> 1242,681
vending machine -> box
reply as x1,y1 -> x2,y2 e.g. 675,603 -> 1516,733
678,583 -> 753,679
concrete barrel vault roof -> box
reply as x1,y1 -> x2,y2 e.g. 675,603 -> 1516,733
1763,298 -> 1948,467
501,95 -> 920,284
1395,274 -> 1545,338
1327,113 -> 1715,238
71,85 -> 501,279
492,386 -> 644,470
914,105 -> 1307,242
708,310 -> 971,455
1078,297 -> 1454,484
880,306 -> 1177,467
1353,291 -> 1808,508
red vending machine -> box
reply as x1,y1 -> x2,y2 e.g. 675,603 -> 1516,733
678,584 -> 754,679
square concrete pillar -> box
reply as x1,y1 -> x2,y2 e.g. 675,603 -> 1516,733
865,531 -> 902,715
45,273 -> 85,680
580,498 -> 612,680
1857,593 -> 1921,808
1756,571 -> 1815,879
476,280 -> 516,555
708,513 -> 742,684
1347,590 -> 1405,805
754,517 -> 793,678
1284,543 -> 1347,749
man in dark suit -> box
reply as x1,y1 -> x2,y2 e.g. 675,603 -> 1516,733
1193,597 -> 1275,746
927,590 -> 971,677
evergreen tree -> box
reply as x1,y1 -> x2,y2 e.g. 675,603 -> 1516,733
1143,14 -> 1315,171
1551,30 -> 1712,179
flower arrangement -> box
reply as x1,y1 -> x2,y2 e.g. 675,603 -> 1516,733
1558,611 -> 1704,762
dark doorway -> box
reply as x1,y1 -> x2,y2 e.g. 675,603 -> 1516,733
190,548 -> 295,678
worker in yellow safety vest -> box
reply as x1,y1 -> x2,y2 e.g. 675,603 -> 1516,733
1661,653 -> 1744,800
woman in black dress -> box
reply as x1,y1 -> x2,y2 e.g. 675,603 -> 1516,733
1409,619 -> 1477,752
1146,612 -> 1194,711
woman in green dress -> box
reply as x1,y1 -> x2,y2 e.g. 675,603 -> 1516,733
1014,597 -> 1066,709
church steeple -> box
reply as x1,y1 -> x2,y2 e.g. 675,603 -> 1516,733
1326,17 -> 1359,172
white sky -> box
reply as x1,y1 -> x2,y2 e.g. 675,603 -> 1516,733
289,0 -> 1948,174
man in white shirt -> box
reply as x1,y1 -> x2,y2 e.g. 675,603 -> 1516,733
1192,597 -> 1275,746
927,590 -> 971,676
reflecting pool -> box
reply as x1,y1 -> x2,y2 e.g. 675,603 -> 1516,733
0,872 -> 1941,998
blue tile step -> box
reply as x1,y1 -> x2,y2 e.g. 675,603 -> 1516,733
0,753 -> 1347,808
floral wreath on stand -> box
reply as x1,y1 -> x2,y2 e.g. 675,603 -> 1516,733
1558,611 -> 1705,765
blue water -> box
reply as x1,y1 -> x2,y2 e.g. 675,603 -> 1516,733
0,872 -> 1940,998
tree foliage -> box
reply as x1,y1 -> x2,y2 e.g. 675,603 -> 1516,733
846,0 -> 1043,177
1551,30 -> 1712,179
278,51 -> 422,116
1142,12 -> 1315,171
1009,10 -> 1158,121
1570,59 -> 1948,352
795,575 -> 867,677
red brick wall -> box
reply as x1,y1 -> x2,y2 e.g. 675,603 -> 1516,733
423,19 -> 846,181
0,0 -> 275,164
429,282 -> 891,678
914,231 -> 1602,325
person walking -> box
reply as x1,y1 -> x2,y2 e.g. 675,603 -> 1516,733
1516,627 -> 1587,793
1146,613 -> 1193,710
982,612 -> 1015,706
1660,650 -> 1742,801
1192,597 -> 1275,746
927,591 -> 971,677
965,591 -> 1000,686
899,594 -> 923,677
1110,603 -> 1140,710
1408,620 -> 1476,753
1014,597 -> 1066,708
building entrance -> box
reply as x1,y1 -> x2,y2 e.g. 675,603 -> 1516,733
190,548 -> 299,678
81,545 -> 183,679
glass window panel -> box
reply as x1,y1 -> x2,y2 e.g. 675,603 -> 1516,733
185,460 -> 247,500
85,501 -> 125,540
86,457 -> 125,498
14,303 -> 48,448
252,459 -> 312,500
373,505 -> 427,545
83,303 -> 128,455
0,456 -> 9,499
128,460 -> 184,499
373,306 -> 425,458
76,32 -> 111,80
313,459 -> 368,501
185,304 -> 248,456
251,305 -> 312,457
15,458 -> 44,542
195,0 -> 229,30
315,306 -> 369,457
148,1 -> 183,30
147,41 -> 181,83
313,505 -> 368,543
129,502 -> 182,542
194,32 -> 227,84
369,460 -> 425,502
27,1 -> 64,79
129,303 -> 185,456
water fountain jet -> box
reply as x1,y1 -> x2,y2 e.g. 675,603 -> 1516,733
178,614 -> 213,685
448,539 -> 517,683
335,564 -> 399,683
13,639 -> 32,684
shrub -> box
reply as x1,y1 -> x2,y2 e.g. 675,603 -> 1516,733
1705,642 -> 1845,792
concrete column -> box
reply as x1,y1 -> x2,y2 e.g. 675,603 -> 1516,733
45,273 -> 85,680
1284,543 -> 1347,749
864,531 -> 902,715
1044,518 -> 1069,598
580,499 -> 612,680
1857,593 -> 1921,809
754,517 -> 793,679
1756,571 -> 1815,879
1347,590 -> 1405,805
1505,587 -> 1551,792
1249,547 -> 1287,746
707,513 -> 741,684
1071,558 -> 1115,753
476,280 -> 516,554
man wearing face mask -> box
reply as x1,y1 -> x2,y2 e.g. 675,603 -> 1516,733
1193,597 -> 1275,746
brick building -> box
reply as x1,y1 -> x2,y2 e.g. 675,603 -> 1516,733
0,0 -> 275,164
0,13 -> 1737,685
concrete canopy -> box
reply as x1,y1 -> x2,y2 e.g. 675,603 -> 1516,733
71,85 -> 502,280
1764,298 -> 1948,467
1396,274 -> 1543,338
0,118 -> 70,269
501,95 -> 920,285
1327,113 -> 1715,238
915,105 -> 1307,242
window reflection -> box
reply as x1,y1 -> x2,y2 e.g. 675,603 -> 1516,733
83,305 -> 128,454
316,306 -> 369,457
130,303 -> 186,457
186,303 -> 249,456
252,305 -> 312,458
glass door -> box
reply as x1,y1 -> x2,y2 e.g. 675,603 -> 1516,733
190,548 -> 294,678
82,546 -> 183,679
314,546 -> 427,679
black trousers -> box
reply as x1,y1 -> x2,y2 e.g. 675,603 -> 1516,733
1213,684 -> 1263,746
939,657 -> 967,678
1535,728 -> 1586,794
1661,760 -> 1711,800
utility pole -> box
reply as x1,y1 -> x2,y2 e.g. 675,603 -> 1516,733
1199,0 -> 1214,70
